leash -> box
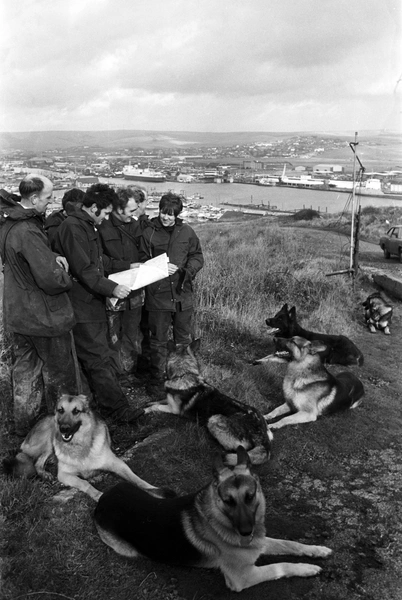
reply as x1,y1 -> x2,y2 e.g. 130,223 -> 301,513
69,330 -> 83,395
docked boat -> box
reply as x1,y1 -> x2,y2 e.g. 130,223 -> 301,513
123,165 -> 166,182
279,175 -> 325,188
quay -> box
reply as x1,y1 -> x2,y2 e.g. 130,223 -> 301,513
221,201 -> 296,215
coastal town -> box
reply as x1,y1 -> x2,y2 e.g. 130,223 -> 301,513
1,132 -> 401,223
1,133 -> 402,193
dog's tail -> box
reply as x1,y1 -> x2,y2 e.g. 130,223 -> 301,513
224,440 -> 272,466
146,486 -> 177,499
2,452 -> 37,478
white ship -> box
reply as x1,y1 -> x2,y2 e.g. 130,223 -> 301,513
123,165 -> 166,182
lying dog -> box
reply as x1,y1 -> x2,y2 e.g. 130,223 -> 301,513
3,394 -> 170,501
254,303 -> 364,366
145,339 -> 272,465
94,446 -> 332,592
264,336 -> 364,429
362,292 -> 393,335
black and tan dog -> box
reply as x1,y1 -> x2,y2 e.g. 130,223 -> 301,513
264,336 -> 364,429
3,394 -> 170,501
254,303 -> 364,366
145,339 -> 272,465
94,446 -> 332,592
362,292 -> 393,335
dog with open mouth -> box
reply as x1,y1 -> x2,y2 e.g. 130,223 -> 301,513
3,394 -> 172,501
254,304 -> 364,366
263,336 -> 364,429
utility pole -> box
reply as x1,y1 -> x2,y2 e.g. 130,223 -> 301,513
349,132 -> 365,283
326,132 -> 365,281
349,132 -> 358,276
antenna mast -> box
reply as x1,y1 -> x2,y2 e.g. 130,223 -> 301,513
326,132 -> 365,281
348,132 -> 365,281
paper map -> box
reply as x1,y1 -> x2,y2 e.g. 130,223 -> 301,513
109,253 -> 169,291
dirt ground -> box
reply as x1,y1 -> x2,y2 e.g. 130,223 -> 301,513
101,228 -> 402,600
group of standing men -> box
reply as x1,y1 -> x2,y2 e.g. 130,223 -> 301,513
0,175 -> 203,436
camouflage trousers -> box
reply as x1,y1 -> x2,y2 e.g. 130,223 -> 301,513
107,306 -> 143,374
147,308 -> 193,380
11,332 -> 80,436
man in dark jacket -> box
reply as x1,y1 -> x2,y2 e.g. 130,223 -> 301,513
99,186 -> 152,378
54,183 -> 142,424
0,176 -> 79,436
139,192 -> 203,391
45,188 -> 85,248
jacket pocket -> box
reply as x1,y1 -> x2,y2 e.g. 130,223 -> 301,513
45,293 -> 72,312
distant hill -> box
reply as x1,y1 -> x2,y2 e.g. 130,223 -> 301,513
1,129 -> 399,153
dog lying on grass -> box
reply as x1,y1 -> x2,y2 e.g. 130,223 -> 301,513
264,336 -> 364,429
94,446 -> 332,592
362,292 -> 393,335
254,303 -> 364,366
3,394 -> 171,501
145,339 -> 273,465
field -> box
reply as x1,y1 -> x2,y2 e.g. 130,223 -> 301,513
1,213 -> 401,600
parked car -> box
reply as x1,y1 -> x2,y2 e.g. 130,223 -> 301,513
379,225 -> 402,262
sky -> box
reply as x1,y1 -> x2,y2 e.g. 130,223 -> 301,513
1,0 -> 401,133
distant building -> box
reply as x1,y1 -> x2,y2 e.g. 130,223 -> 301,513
75,176 -> 99,189
313,164 -> 343,174
243,160 -> 264,170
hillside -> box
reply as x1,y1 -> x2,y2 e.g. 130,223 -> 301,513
1,219 -> 401,600
0,129 -> 400,155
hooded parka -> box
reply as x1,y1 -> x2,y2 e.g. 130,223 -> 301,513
0,196 -> 75,336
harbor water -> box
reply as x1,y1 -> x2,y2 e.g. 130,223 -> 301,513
55,179 -> 402,215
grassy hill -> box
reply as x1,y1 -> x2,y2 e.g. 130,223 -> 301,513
1,129 -> 401,157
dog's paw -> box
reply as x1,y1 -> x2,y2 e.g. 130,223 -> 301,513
52,488 -> 78,503
296,564 -> 323,578
307,545 -> 332,559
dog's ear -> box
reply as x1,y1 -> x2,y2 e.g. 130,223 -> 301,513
281,303 -> 288,312
310,340 -> 327,354
236,446 -> 251,468
289,306 -> 296,319
213,453 -> 233,482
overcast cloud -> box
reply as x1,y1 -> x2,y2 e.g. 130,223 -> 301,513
1,0 -> 401,132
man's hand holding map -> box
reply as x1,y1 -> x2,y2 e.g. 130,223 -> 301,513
108,253 -> 169,306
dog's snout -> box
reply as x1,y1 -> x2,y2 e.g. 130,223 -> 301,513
59,423 -> 73,434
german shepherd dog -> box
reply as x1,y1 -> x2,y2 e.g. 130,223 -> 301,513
3,394 -> 170,502
362,292 -> 393,335
144,339 -> 272,466
264,336 -> 364,429
94,446 -> 332,592
254,303 -> 364,366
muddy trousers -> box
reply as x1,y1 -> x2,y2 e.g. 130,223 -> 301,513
72,320 -> 130,417
148,308 -> 193,380
11,332 -> 80,436
107,306 -> 142,374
